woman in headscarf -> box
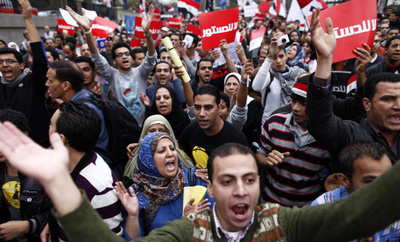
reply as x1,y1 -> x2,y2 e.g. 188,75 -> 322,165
120,132 -> 213,239
287,29 -> 301,46
123,115 -> 194,187
222,73 -> 261,145
148,85 -> 191,138
286,43 -> 306,69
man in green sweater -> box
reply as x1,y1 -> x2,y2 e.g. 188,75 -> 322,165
1,9 -> 400,242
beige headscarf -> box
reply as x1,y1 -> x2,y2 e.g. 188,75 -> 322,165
123,115 -> 194,180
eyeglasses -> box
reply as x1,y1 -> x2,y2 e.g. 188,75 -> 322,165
116,52 -> 130,57
0,59 -> 18,65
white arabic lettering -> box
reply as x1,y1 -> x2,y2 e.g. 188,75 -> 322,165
92,23 -> 114,32
201,22 -> 239,37
333,19 -> 376,39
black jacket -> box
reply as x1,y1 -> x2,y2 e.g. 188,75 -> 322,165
0,163 -> 51,242
306,76 -> 400,163
0,41 -> 50,147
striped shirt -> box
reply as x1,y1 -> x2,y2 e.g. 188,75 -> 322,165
58,152 -> 123,241
260,112 -> 331,207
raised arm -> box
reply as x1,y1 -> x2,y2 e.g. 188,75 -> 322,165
311,8 -> 336,79
19,0 -> 40,42
67,6 -> 98,54
220,39 -> 238,73
252,35 -> 281,92
142,5 -> 156,57
0,122 -> 81,217
237,60 -> 253,108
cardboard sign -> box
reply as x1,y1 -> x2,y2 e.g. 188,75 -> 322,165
199,7 -> 240,50
243,4 -> 260,17
57,19 -> 75,35
125,15 -> 136,34
97,38 -> 107,51
169,17 -> 183,29
130,39 -> 141,48
133,17 -> 163,39
154,9 -> 161,19
91,17 -> 119,38
186,24 -> 201,36
308,0 -> 376,63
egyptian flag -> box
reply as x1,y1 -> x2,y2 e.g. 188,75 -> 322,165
138,0 -> 144,14
178,0 -> 201,18
249,27 -> 266,58
297,0 -> 328,17
268,0 -> 286,18
168,6 -> 175,12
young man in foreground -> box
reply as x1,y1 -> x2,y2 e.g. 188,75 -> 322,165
1,9 -> 400,242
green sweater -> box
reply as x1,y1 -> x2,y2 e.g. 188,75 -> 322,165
58,160 -> 400,242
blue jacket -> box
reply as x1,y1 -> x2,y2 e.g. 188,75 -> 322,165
71,89 -> 111,165
123,168 -> 215,240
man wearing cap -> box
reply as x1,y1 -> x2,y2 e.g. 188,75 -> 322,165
155,27 -> 169,48
257,74 -> 331,207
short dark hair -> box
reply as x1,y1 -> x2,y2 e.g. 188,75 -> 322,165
207,143 -> 256,183
131,48 -> 144,60
388,27 -> 399,35
64,42 -> 76,51
154,60 -> 172,72
49,60 -> 84,92
0,47 -> 23,63
364,72 -> 400,100
45,38 -> 55,44
220,92 -> 230,109
159,47 -> 168,56
55,34 -> 64,41
169,32 -> 181,39
0,109 -> 30,134
56,101 -> 101,152
45,47 -> 60,61
195,58 -> 213,82
0,39 -> 7,46
195,84 -> 221,105
385,35 -> 400,49
338,142 -> 387,181
74,56 -> 95,70
111,41 -> 131,59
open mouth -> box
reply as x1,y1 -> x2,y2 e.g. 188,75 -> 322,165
2,70 -> 13,79
198,120 -> 208,126
232,204 -> 249,218
165,160 -> 175,172
159,105 -> 169,113
388,114 -> 400,123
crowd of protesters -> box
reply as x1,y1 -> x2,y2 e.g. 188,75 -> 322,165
1,0 -> 400,241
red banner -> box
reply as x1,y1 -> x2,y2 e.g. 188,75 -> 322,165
130,39 -> 141,48
168,17 -> 183,29
199,7 -> 239,50
91,17 -> 119,38
134,17 -> 163,39
308,0 -> 376,63
154,9 -> 161,19
186,24 -> 201,37
57,19 -> 75,35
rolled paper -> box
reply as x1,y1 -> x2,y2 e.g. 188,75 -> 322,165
161,37 -> 191,83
